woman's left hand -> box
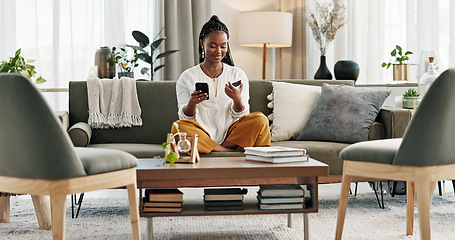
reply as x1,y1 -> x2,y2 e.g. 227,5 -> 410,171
225,81 -> 243,102
225,81 -> 245,112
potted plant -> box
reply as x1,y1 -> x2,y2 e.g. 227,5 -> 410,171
107,45 -> 140,79
132,29 -> 179,81
382,45 -> 413,81
402,88 -> 420,109
0,48 -> 46,84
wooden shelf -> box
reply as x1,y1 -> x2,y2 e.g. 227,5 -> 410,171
140,188 -> 316,218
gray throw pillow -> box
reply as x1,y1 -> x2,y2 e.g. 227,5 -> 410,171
297,84 -> 390,143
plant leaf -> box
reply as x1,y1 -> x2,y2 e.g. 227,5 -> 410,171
125,44 -> 137,49
0,67 -> 10,72
391,49 -> 396,57
153,64 -> 166,73
150,38 -> 166,50
156,50 -> 179,59
166,152 -> 178,164
132,30 -> 150,47
15,48 -> 21,57
139,53 -> 152,64
35,76 -> 46,84
162,141 -> 170,149
154,27 -> 165,41
141,67 -> 150,75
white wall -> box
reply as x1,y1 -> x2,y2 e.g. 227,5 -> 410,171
212,0 -> 277,80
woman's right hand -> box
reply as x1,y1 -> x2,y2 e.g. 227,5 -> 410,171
189,90 -> 208,105
183,90 -> 207,117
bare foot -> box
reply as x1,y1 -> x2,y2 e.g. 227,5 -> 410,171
212,145 -> 237,152
221,140 -> 238,149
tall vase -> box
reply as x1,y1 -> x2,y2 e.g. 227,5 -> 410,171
314,55 -> 332,80
95,46 -> 115,79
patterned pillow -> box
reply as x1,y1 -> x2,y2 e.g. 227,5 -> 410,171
297,83 -> 390,143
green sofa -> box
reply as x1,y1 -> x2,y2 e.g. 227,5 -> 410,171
67,79 -> 412,181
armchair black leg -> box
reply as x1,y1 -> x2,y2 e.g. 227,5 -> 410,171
452,180 -> 455,194
349,183 -> 359,196
371,182 -> 385,209
71,193 -> 85,218
71,194 -> 75,218
437,181 -> 443,196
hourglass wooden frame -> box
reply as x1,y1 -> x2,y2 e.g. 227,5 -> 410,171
166,133 -> 200,164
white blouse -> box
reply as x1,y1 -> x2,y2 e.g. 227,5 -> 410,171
176,63 -> 250,144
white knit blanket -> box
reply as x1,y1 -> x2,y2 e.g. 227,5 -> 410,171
87,77 -> 142,129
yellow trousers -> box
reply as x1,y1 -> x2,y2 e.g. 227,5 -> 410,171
171,112 -> 271,153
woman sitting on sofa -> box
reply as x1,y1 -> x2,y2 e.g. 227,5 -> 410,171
172,15 -> 271,153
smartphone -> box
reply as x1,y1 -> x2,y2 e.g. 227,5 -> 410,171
195,82 -> 209,100
232,80 -> 241,87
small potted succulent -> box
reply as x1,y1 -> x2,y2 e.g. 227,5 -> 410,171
382,45 -> 413,81
402,88 -> 420,109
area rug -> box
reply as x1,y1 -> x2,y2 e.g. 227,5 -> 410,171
2,191 -> 455,240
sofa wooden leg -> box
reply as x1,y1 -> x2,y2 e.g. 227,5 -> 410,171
0,196 -> 10,223
31,195 -> 52,230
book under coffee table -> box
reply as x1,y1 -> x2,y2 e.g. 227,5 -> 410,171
136,157 -> 328,240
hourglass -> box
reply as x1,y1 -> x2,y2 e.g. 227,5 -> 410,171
166,132 -> 200,164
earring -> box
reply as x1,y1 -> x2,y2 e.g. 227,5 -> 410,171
202,49 -> 205,59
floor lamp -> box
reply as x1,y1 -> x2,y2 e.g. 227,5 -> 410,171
239,11 -> 293,79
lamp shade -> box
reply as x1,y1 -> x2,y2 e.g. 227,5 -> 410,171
239,11 -> 293,48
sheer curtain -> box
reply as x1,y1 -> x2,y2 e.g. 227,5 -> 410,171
304,0 -> 454,84
0,0 -> 157,110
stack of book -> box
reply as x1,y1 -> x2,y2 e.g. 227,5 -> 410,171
244,146 -> 309,164
203,188 -> 248,211
257,184 -> 305,210
143,188 -> 183,213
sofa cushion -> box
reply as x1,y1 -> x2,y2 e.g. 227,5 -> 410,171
298,84 -> 390,143
68,122 -> 92,147
89,143 -> 246,159
268,82 -> 321,141
89,143 -> 166,158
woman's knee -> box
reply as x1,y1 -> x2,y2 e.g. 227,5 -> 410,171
247,112 -> 269,125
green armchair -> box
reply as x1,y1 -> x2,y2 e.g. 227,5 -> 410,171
335,69 -> 455,240
0,73 -> 140,240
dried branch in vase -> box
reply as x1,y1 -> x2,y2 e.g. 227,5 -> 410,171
304,0 -> 346,56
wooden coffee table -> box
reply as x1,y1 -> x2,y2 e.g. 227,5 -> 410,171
137,157 -> 328,240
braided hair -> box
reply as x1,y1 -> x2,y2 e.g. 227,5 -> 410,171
198,15 -> 235,66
